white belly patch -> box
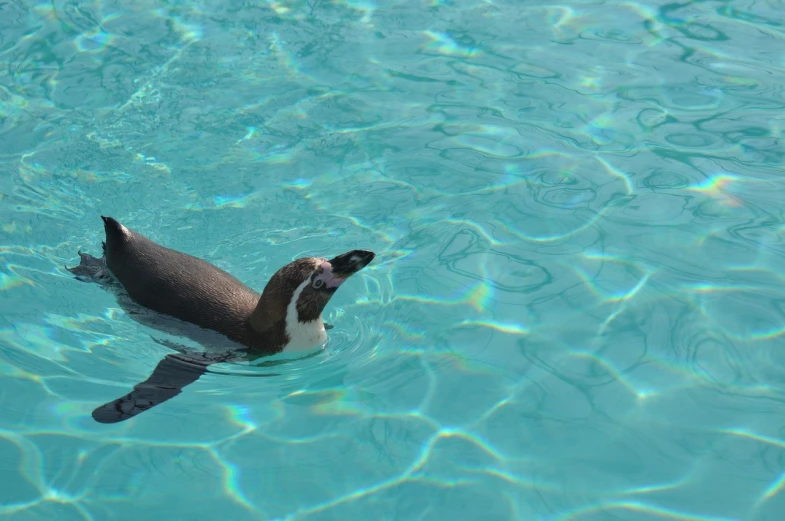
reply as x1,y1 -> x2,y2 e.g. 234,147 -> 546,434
284,319 -> 328,352
283,277 -> 329,352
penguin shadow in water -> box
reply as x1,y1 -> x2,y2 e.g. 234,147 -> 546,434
67,216 -> 375,424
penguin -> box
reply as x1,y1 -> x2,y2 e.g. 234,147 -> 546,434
66,216 -> 374,424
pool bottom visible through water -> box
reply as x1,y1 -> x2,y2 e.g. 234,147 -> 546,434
1,0 -> 785,520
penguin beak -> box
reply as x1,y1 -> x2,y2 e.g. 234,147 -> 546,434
328,250 -> 375,279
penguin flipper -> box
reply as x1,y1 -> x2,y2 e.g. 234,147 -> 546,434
324,323 -> 334,330
91,353 -> 212,424
151,336 -> 198,355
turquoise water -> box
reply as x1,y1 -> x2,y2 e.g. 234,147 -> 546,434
2,0 -> 785,519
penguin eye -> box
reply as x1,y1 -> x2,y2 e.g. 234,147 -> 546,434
312,278 -> 324,289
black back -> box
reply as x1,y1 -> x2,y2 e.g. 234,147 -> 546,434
102,216 -> 260,345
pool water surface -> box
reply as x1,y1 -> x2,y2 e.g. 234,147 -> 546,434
1,0 -> 785,520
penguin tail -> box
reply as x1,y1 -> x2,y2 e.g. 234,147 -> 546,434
101,215 -> 122,232
101,215 -> 130,244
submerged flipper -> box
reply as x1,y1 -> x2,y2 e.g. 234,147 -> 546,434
92,353 -> 215,424
151,336 -> 200,355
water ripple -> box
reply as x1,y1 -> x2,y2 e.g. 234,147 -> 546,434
2,0 -> 785,519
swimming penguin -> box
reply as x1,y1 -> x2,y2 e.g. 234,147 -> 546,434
67,216 -> 374,424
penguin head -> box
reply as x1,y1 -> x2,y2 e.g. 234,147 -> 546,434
290,249 -> 376,322
252,250 -> 375,351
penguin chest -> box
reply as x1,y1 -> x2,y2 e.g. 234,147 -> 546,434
283,320 -> 328,352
